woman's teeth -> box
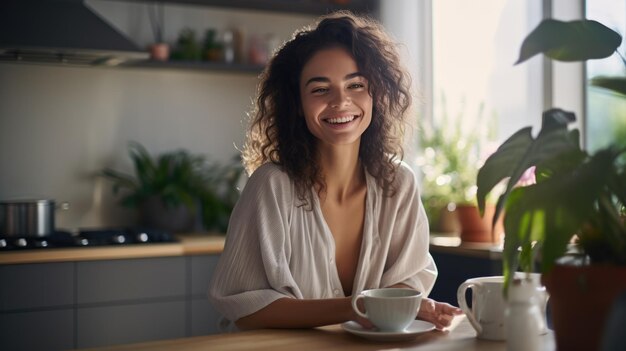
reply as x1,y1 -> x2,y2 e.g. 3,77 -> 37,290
326,115 -> 356,124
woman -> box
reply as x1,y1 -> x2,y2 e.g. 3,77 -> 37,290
208,11 -> 461,331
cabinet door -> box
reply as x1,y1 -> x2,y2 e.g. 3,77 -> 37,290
190,254 -> 219,297
0,262 -> 74,311
190,254 -> 222,335
77,257 -> 186,304
191,297 -> 222,335
0,309 -> 74,351
77,300 -> 186,348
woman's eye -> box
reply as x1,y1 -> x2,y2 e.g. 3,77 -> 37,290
349,82 -> 365,89
311,87 -> 328,94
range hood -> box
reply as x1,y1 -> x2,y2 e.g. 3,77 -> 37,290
0,0 -> 149,66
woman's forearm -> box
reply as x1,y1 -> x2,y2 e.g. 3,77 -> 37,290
235,297 -> 354,330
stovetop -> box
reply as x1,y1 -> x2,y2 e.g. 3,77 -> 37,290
0,228 -> 177,251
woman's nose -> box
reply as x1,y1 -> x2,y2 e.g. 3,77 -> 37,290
330,90 -> 351,108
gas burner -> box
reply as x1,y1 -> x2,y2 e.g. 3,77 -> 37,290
0,231 -> 74,251
0,228 -> 176,251
77,228 -> 175,246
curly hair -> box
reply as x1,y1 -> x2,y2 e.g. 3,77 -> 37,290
242,11 -> 412,204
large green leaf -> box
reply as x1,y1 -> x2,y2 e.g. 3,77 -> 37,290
609,165 -> 626,207
500,147 -> 616,284
128,142 -> 157,189
500,188 -> 526,294
477,109 -> 580,226
516,19 -> 622,64
476,127 -> 532,212
100,169 -> 137,194
590,76 -> 626,97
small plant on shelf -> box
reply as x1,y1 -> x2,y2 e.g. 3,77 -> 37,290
170,28 -> 202,61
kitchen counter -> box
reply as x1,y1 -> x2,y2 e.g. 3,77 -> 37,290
0,233 -> 501,265
0,234 -> 225,265
428,234 -> 502,259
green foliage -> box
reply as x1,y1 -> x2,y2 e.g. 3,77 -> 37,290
418,95 -> 497,209
516,19 -> 624,97
516,19 -> 621,64
203,29 -> 222,51
170,28 -> 202,61
479,19 -> 626,294
102,142 -> 243,232
591,76 -> 626,96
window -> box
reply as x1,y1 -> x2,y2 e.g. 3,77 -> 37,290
585,0 -> 626,152
432,0 -> 545,140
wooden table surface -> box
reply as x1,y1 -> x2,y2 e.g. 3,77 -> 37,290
80,315 -> 555,351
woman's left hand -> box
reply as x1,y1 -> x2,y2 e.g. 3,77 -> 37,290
416,297 -> 463,330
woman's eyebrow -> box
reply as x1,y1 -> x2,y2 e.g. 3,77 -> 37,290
304,72 -> 364,87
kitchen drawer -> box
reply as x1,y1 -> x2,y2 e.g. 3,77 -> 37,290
0,262 -> 74,311
0,309 -> 74,351
190,254 -> 220,296
190,297 -> 222,336
77,256 -> 185,304
77,300 -> 186,348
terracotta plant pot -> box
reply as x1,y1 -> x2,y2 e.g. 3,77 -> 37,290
455,204 -> 503,243
542,264 -> 626,351
150,43 -> 170,61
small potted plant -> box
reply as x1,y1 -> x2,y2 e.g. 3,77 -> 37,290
170,28 -> 202,61
417,95 -> 501,242
102,142 -> 242,233
476,19 -> 625,351
203,28 -> 223,62
147,2 -> 169,61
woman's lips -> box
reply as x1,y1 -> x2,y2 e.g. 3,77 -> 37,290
323,114 -> 360,127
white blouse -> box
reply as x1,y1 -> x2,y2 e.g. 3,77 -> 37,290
208,162 -> 437,325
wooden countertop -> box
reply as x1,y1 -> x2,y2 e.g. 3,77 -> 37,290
0,234 -> 225,265
0,233 -> 502,265
79,315 -> 555,351
429,234 -> 502,259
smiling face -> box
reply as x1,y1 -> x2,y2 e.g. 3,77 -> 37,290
299,47 -> 373,148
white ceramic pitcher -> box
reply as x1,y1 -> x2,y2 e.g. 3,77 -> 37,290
457,276 -> 507,340
458,275 -> 549,341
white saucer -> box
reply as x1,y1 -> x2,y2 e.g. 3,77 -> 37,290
341,320 -> 436,342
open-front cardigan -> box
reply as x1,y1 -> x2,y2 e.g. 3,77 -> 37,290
208,161 -> 437,326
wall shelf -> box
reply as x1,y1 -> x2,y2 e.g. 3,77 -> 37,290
109,0 -> 379,16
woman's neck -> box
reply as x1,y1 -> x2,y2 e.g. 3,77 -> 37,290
317,142 -> 365,204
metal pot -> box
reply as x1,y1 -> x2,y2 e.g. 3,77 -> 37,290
0,199 -> 69,237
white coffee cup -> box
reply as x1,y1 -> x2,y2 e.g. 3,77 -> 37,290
457,275 -> 549,341
352,288 -> 422,331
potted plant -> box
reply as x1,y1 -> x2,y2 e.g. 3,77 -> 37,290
170,28 -> 202,61
418,94 -> 501,242
147,2 -> 169,61
102,142 -> 242,233
476,19 -> 625,350
203,28 -> 223,62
